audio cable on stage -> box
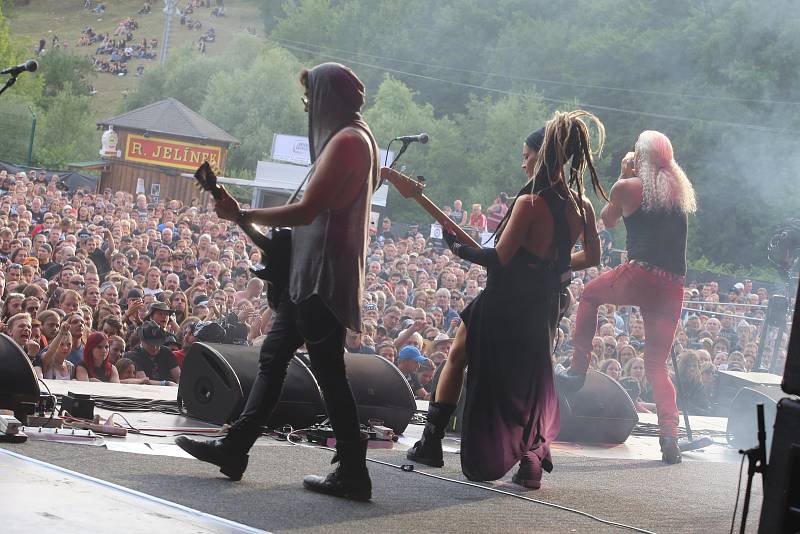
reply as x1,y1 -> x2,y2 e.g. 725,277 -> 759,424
281,427 -> 656,534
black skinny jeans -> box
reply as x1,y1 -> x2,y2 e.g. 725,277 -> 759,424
231,293 -> 361,450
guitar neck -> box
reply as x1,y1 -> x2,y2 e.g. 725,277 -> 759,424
206,180 -> 269,249
413,194 -> 481,248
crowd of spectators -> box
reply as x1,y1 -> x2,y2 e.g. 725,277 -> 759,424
0,169 -> 791,420
85,17 -> 157,77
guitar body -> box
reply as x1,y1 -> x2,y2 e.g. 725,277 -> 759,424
194,162 -> 291,311
250,227 -> 292,310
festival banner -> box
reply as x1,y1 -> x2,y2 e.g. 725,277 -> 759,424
124,134 -> 223,173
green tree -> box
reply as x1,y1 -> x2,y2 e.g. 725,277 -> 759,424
200,44 -> 307,173
34,84 -> 97,168
36,48 -> 94,98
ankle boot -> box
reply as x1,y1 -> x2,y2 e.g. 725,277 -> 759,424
174,419 -> 254,481
512,446 -> 553,489
659,436 -> 682,465
303,433 -> 372,501
406,402 -> 456,467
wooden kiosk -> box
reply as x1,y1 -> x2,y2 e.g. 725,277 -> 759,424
96,98 -> 239,205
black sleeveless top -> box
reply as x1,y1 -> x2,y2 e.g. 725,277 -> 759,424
77,360 -> 111,382
624,207 -> 688,275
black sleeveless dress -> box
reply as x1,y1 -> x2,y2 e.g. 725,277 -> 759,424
458,187 -> 571,481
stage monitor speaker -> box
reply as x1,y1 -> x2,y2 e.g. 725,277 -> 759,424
759,397 -> 800,534
555,370 -> 639,444
178,343 -> 416,434
0,333 -> 40,418
341,352 -> 416,434
781,280 -> 800,395
715,370 -> 783,409
179,342 -> 325,430
725,385 -> 786,451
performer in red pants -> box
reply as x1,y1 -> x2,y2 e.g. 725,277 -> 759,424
566,130 -> 697,464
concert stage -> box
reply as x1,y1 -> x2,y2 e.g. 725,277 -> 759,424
2,380 -> 761,533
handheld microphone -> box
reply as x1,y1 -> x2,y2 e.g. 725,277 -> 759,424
1,60 -> 38,76
394,133 -> 429,144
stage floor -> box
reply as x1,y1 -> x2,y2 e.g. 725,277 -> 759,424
2,380 -> 762,533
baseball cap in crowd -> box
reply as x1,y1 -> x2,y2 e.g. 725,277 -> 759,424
140,320 -> 167,344
164,334 -> 182,349
127,288 -> 144,300
401,318 -> 415,330
146,301 -> 175,319
193,321 -> 226,342
397,345 -> 427,364
193,294 -> 209,307
733,282 -> 744,291
43,264 -> 62,280
77,229 -> 91,239
363,302 -> 378,313
418,358 -> 435,372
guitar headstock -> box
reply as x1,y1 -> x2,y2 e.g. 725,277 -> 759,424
194,161 -> 217,191
194,161 -> 224,200
380,166 -> 424,198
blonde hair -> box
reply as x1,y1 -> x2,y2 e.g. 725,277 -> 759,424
635,131 -> 697,214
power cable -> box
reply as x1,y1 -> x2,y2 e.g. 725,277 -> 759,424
275,40 -> 795,135
270,35 -> 800,107
283,427 -> 656,534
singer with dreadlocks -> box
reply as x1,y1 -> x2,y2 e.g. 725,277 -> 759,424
407,111 -> 606,489
565,130 -> 697,464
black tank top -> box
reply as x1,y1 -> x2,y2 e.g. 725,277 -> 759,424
624,207 -> 688,275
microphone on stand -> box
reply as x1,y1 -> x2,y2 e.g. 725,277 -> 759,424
1,60 -> 38,76
394,133 -> 429,144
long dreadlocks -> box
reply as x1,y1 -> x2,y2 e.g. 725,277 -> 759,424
531,110 -> 609,224
494,110 -> 608,242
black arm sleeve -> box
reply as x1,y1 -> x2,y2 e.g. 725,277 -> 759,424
454,244 -> 500,270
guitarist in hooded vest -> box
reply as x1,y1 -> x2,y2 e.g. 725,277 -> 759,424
176,63 -> 379,501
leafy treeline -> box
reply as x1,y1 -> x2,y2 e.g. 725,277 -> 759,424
1,0 -> 798,274
259,0 -> 800,271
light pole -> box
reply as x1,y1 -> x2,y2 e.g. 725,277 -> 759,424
27,105 -> 36,166
160,0 -> 178,65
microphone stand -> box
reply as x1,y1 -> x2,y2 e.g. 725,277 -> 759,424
389,139 -> 412,169
378,138 -> 414,189
737,403 -> 767,534
0,75 -> 19,98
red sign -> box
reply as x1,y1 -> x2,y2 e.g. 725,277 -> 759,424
124,134 -> 223,173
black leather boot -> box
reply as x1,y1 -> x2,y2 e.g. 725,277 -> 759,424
174,419 -> 255,481
554,366 -> 586,394
406,402 -> 456,467
303,433 -> 372,501
659,436 -> 682,464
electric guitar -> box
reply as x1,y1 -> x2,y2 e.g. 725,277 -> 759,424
379,166 -> 481,248
194,162 -> 291,310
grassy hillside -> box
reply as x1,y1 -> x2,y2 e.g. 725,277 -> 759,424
6,0 -> 261,118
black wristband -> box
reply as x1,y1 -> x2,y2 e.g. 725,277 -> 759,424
236,209 -> 248,226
